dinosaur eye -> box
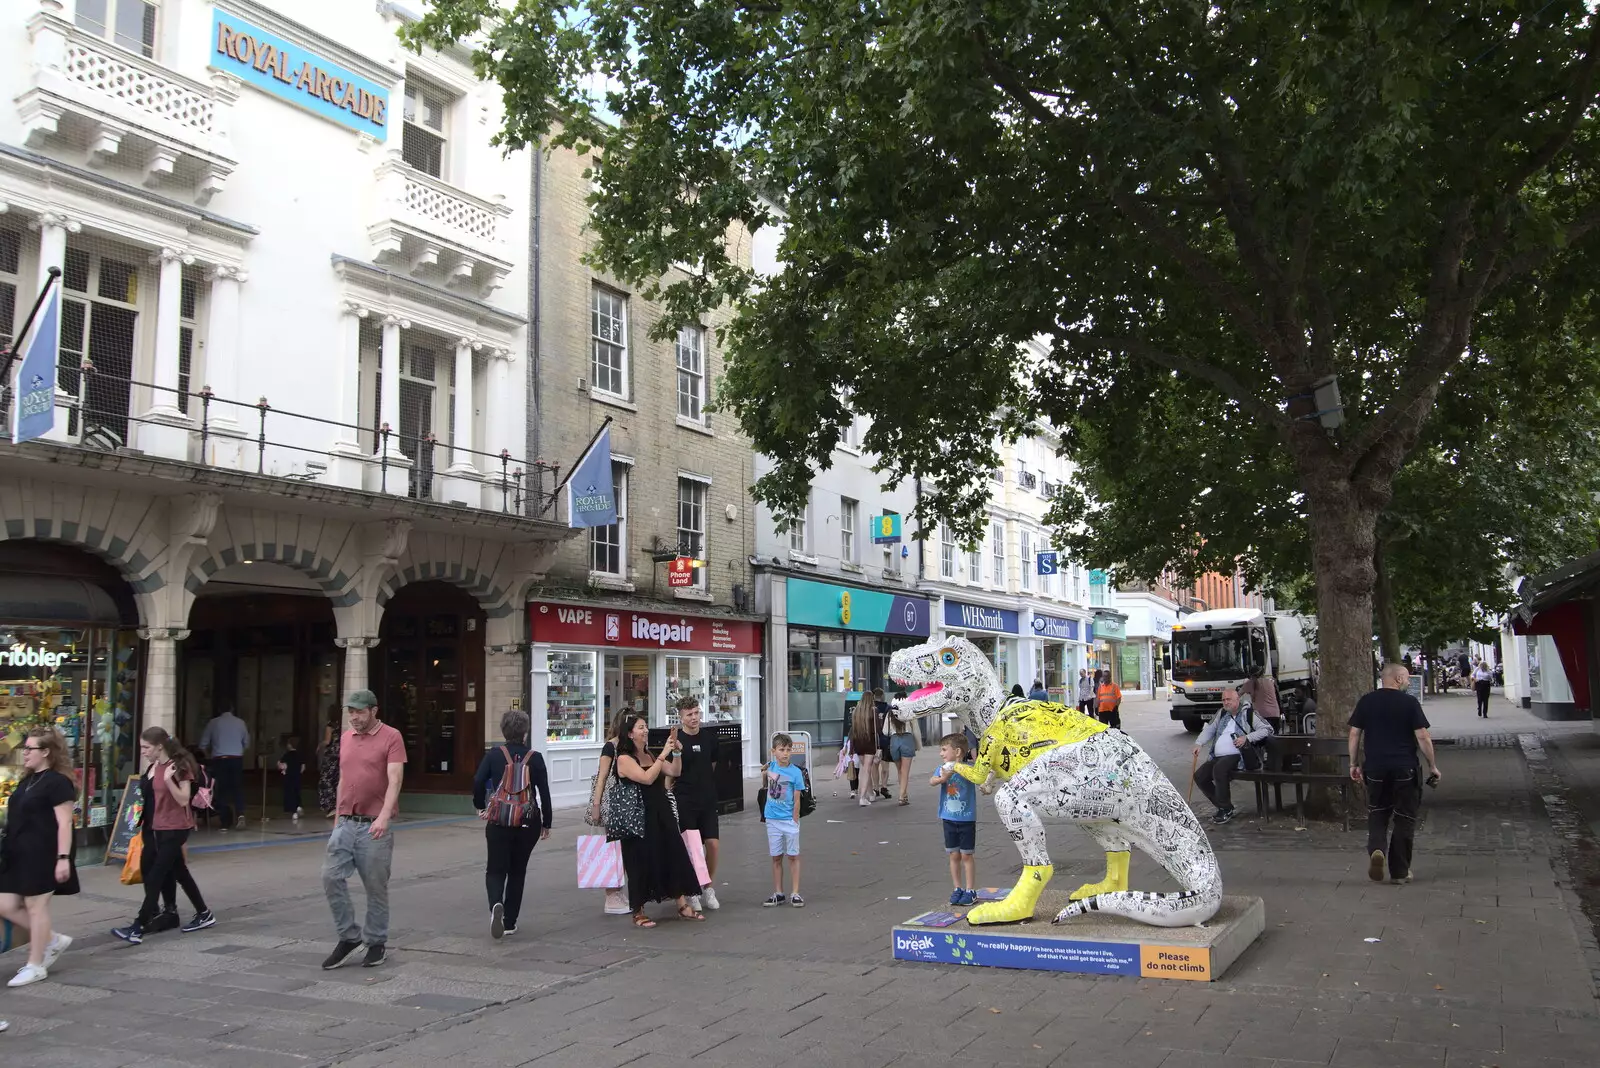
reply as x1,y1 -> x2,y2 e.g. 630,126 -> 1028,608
940,650 -> 958,666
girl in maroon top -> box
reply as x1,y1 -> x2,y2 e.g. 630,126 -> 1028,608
112,728 -> 214,944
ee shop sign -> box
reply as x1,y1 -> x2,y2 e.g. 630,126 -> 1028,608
0,645 -> 68,669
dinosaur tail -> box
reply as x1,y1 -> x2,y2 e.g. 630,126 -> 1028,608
1053,885 -> 1222,928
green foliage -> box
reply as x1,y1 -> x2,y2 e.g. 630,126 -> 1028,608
406,2 -> 1600,725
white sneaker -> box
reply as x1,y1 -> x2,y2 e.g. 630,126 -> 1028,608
688,895 -> 703,912
702,886 -> 720,910
235,817 -> 246,829
7,963 -> 47,988
603,889 -> 631,916
40,933 -> 72,970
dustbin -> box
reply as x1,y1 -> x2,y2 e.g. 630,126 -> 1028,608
648,725 -> 745,814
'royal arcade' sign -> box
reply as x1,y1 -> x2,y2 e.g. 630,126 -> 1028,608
211,9 -> 391,138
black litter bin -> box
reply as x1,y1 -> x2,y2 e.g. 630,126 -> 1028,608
648,724 -> 745,814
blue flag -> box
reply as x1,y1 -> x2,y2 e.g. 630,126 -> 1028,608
11,284 -> 60,444
567,425 -> 618,528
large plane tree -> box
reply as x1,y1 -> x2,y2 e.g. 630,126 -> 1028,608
408,1 -> 1600,735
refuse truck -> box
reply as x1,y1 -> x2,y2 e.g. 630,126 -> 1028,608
1166,607 -> 1315,733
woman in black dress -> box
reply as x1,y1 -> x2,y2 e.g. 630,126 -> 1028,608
613,714 -> 702,928
0,726 -> 81,988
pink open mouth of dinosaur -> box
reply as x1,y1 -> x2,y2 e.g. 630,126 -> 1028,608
908,682 -> 944,702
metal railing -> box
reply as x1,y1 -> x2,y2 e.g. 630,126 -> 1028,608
0,362 -> 558,515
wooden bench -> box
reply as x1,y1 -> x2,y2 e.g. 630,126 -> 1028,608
1232,736 -> 1353,830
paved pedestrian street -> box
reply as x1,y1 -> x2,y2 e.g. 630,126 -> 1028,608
3,693 -> 1598,1068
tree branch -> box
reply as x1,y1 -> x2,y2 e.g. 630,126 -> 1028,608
1082,334 -> 1289,430
1486,201 -> 1600,291
971,28 -> 1060,127
1503,14 -> 1600,196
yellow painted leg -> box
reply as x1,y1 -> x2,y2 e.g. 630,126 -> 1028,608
1069,850 -> 1130,901
967,865 -> 1053,925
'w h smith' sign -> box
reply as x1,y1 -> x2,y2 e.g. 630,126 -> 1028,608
211,9 -> 391,139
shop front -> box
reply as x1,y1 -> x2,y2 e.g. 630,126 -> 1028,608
529,601 -> 763,806
941,599 -> 1020,691
1090,612 -> 1130,686
0,543 -> 143,861
784,578 -> 931,747
1029,613 -> 1086,702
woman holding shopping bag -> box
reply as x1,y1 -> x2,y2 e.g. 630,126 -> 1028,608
0,726 -> 81,987
112,728 -> 214,944
612,714 -> 702,927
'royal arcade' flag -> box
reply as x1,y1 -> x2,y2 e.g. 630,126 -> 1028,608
10,283 -> 60,444
566,425 -> 618,528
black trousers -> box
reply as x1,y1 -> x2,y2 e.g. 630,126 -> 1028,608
1097,706 -> 1122,730
137,828 -> 206,926
282,776 -> 303,813
210,756 -> 244,824
1194,755 -> 1242,812
1366,768 -> 1423,877
485,824 -> 540,927
1474,681 -> 1492,717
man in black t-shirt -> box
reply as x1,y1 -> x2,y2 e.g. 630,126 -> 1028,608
670,697 -> 721,909
1349,663 -> 1440,885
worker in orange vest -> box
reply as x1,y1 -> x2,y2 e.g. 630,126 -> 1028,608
1094,671 -> 1123,730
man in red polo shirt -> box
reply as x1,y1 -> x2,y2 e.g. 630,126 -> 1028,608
321,689 -> 405,970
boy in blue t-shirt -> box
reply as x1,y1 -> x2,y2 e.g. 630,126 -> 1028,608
929,732 -> 978,906
762,734 -> 808,907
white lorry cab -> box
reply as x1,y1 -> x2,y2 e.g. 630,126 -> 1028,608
1166,608 -> 1315,734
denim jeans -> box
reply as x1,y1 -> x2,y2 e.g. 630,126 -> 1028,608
323,818 -> 394,945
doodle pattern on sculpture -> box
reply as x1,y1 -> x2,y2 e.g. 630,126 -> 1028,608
889,636 -> 1223,929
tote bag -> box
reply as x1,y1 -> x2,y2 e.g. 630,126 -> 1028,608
576,834 -> 624,889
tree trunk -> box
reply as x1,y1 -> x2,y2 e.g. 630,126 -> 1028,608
1373,541 -> 1400,664
1304,481 -> 1380,741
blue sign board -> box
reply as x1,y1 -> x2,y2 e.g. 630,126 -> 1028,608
1030,614 -> 1079,641
892,929 -> 1140,976
870,513 -> 903,544
943,600 -> 1019,634
1037,551 -> 1059,575
789,578 -> 930,637
211,9 -> 391,139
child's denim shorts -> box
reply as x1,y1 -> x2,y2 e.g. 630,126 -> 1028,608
942,819 -> 976,854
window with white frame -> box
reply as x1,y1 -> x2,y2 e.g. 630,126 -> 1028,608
590,285 -> 627,397
940,525 -> 956,579
75,0 -> 158,59
676,324 -> 705,422
401,77 -> 451,179
677,478 -> 707,586
990,521 -> 1005,586
176,269 -> 201,414
789,491 -> 811,553
840,497 -> 858,563
1020,530 -> 1032,591
967,546 -> 981,584
0,227 -> 19,353
589,462 -> 629,575
838,407 -> 860,450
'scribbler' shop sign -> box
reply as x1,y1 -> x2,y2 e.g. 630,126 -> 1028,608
210,9 -> 391,139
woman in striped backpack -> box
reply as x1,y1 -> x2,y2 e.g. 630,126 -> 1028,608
472,711 -> 553,939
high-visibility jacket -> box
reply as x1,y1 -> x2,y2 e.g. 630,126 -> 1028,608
1096,681 -> 1122,713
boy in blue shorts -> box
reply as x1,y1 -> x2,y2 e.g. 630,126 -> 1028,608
762,734 -> 807,907
929,732 -> 978,905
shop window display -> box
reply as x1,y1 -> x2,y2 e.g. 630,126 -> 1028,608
664,655 -> 708,724
0,627 -> 140,841
547,651 -> 599,743
708,658 -> 744,724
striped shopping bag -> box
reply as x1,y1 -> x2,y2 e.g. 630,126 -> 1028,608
576,834 -> 624,889
681,829 -> 712,888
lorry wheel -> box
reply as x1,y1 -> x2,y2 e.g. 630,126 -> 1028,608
1182,717 -> 1203,734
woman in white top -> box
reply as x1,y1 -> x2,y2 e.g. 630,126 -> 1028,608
1471,661 -> 1494,718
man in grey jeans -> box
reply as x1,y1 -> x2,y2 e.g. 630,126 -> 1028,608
321,690 -> 405,970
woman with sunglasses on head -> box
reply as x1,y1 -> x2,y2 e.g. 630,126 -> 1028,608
612,714 -> 702,927
0,727 -> 81,987
111,727 -> 215,944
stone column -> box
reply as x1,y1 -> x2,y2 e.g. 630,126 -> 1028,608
482,347 -> 515,499
136,246 -> 194,458
450,339 -> 476,470
327,302 -> 369,489
484,643 -> 526,746
29,212 -> 79,444
200,264 -> 248,467
334,636 -> 380,727
137,627 -> 189,735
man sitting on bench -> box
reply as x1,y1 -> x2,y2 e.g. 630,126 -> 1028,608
1192,688 -> 1273,825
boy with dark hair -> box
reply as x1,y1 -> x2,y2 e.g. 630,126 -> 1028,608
929,732 -> 979,905
762,734 -> 807,907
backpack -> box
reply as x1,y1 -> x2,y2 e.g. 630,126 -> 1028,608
485,746 -> 534,827
190,763 -> 215,811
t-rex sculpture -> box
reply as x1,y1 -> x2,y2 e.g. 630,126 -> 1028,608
890,636 -> 1221,928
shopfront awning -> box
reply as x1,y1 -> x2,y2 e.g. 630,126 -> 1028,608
1511,551 -> 1600,713
0,575 -> 128,626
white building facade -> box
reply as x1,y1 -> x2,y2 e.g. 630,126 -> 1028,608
0,0 -> 572,829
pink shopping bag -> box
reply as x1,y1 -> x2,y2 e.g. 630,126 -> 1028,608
576,834 -> 624,889
681,829 -> 712,888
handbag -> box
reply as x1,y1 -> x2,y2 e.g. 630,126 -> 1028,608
576,834 -> 624,888
120,833 -> 144,885
607,772 -> 646,840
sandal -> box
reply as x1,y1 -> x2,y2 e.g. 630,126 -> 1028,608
898,796 -> 910,806
677,905 -> 705,921
632,913 -> 656,928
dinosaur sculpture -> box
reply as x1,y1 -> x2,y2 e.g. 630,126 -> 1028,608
890,636 -> 1222,928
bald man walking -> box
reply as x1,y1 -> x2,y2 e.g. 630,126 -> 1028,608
1349,664 -> 1440,884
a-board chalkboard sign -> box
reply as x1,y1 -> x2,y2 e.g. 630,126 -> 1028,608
103,779 -> 143,863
